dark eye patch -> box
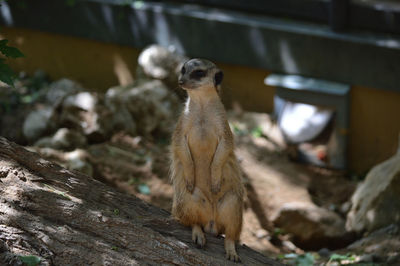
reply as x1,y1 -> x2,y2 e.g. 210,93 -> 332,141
190,69 -> 207,79
181,66 -> 186,75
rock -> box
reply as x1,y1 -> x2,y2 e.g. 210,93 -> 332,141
59,92 -> 114,143
46,79 -> 84,104
22,106 -> 55,142
64,149 -> 93,177
272,202 -> 354,249
63,92 -> 97,111
346,140 -> 400,233
359,254 -> 374,263
137,44 -> 188,98
318,248 -> 331,257
104,88 -> 137,136
255,229 -> 268,239
34,128 -> 87,150
106,80 -> 180,136
346,224 -> 400,261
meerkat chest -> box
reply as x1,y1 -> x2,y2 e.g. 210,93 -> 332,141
186,112 -> 220,153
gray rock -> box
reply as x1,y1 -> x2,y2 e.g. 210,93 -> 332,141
59,93 -> 114,143
137,45 -> 188,98
318,248 -> 331,257
64,149 -> 93,177
272,202 -> 353,249
105,87 -> 137,136
106,80 -> 180,136
346,140 -> 400,233
46,79 -> 84,104
22,107 -> 55,142
137,44 -> 187,80
34,128 -> 87,150
63,92 -> 97,111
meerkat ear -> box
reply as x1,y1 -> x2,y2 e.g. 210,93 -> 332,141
214,70 -> 224,86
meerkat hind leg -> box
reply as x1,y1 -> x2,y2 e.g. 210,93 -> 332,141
217,192 -> 242,262
225,238 -> 240,262
192,224 -> 206,247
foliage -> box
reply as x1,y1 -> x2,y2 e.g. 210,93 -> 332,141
18,255 -> 41,266
0,39 -> 24,86
328,253 -> 357,264
278,252 -> 316,266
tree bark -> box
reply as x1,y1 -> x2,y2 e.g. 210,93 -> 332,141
0,137 -> 282,266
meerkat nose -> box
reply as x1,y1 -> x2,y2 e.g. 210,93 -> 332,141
178,79 -> 184,86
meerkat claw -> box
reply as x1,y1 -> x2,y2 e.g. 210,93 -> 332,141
192,225 -> 206,248
226,251 -> 241,262
186,180 -> 194,193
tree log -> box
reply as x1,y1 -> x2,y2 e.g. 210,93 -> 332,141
0,137 -> 282,265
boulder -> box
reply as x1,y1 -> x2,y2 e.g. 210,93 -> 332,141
106,80 -> 180,137
346,140 -> 400,233
63,149 -> 93,177
34,128 -> 87,150
59,92 -> 114,143
46,78 -> 84,104
137,44 -> 188,99
272,202 -> 354,250
63,91 -> 97,111
22,106 -> 55,142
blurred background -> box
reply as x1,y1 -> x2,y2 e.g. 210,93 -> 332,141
1,0 -> 400,265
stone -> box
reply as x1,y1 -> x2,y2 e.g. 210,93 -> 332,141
34,128 -> 87,150
64,149 -> 93,177
46,79 -> 84,104
22,106 -> 55,142
59,93 -> 114,143
63,92 -> 97,111
137,44 -> 187,80
318,248 -> 331,258
105,80 -> 180,137
346,140 -> 400,233
272,202 -> 354,250
137,44 -> 188,98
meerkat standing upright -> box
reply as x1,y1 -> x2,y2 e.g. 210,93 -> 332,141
170,58 -> 244,261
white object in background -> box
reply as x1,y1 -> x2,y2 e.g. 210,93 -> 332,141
278,102 -> 333,143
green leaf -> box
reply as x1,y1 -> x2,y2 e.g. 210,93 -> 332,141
0,58 -> 15,85
0,39 -> 24,58
251,126 -> 263,138
329,253 -> 356,263
138,183 -> 150,195
18,255 -> 41,266
295,253 -> 315,266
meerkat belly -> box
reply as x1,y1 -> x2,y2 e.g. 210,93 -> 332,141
188,125 -> 218,188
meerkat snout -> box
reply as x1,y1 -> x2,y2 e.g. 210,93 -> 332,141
178,58 -> 223,91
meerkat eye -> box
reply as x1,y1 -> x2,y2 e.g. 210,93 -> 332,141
181,66 -> 186,75
190,69 -> 206,79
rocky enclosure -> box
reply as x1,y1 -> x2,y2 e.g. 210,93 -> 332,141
1,45 -> 400,265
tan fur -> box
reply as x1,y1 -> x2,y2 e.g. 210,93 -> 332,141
170,59 -> 244,261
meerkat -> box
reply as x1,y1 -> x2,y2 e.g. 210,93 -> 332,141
170,58 -> 244,262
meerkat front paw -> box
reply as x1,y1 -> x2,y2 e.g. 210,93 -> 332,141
186,178 -> 195,193
192,225 -> 206,248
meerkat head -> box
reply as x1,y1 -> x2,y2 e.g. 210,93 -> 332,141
178,58 -> 223,93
